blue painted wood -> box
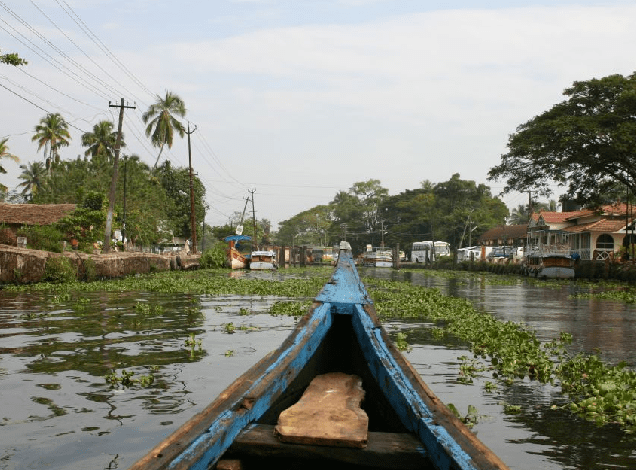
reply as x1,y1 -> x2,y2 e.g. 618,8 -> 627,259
315,249 -> 371,309
350,304 -> 477,470
169,303 -> 333,470
130,246 -> 508,470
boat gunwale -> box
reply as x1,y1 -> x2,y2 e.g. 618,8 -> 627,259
129,249 -> 510,470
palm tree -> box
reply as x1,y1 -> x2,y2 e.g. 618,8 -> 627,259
81,120 -> 122,163
142,91 -> 186,167
17,161 -> 45,200
31,113 -> 71,171
0,137 -> 20,193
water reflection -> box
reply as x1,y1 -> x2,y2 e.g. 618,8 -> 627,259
2,268 -> 636,469
365,268 -> 636,367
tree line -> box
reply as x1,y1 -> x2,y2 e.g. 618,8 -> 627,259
4,68 -> 635,256
1,91 -> 207,251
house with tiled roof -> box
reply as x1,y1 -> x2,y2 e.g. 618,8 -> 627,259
478,224 -> 528,248
528,203 -> 635,260
0,203 -> 76,245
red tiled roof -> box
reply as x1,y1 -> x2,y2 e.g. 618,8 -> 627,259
564,218 -> 630,234
532,211 -> 581,223
0,203 -> 76,226
478,224 -> 528,242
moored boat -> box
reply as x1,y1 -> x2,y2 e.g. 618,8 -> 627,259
249,249 -> 277,270
129,243 -> 509,470
224,235 -> 251,270
361,245 -> 393,268
525,251 -> 575,279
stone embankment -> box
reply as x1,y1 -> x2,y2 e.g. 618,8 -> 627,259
0,245 -> 200,284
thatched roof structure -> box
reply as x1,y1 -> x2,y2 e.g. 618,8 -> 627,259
0,203 -> 76,226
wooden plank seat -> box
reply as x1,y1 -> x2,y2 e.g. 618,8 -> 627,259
222,424 -> 430,470
275,372 -> 369,448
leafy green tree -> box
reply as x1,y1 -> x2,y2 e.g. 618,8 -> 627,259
155,161 -> 206,241
142,91 -> 186,168
1,48 -> 26,66
508,200 -> 556,225
32,156 -> 109,204
377,186 -> 435,249
17,161 -> 46,201
0,138 -> 19,193
488,72 -> 636,205
81,120 -> 122,163
377,174 -> 507,251
55,191 -> 107,250
32,113 -> 71,170
327,179 -> 389,253
276,205 -> 332,247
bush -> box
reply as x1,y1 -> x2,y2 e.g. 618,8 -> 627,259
200,244 -> 227,269
81,257 -> 98,281
44,256 -> 76,283
18,225 -> 65,252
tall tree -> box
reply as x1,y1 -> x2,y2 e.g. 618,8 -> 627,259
0,138 -> 19,193
488,72 -> 636,205
155,161 -> 207,240
142,91 -> 186,167
81,120 -> 122,163
17,161 -> 45,201
31,113 -> 71,170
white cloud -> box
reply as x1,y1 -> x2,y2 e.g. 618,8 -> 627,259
2,3 -> 636,227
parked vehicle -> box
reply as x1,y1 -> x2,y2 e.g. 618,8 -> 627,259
411,241 -> 450,263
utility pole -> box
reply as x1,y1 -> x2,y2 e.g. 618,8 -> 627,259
186,122 -> 198,254
104,98 -> 135,253
249,188 -> 257,251
122,155 -> 128,251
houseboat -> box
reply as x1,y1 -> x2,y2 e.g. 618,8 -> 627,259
524,229 -> 575,279
361,245 -> 393,268
250,249 -> 277,270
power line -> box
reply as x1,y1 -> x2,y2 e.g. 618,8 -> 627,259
29,0 -> 136,101
0,15 -> 109,99
54,0 -> 154,100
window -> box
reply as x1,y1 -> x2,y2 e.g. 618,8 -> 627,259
596,234 -> 614,252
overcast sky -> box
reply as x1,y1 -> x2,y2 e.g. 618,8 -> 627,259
1,0 -> 635,230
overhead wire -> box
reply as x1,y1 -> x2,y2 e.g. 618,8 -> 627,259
28,0 -> 135,102
0,3 -> 110,100
53,0 -> 154,101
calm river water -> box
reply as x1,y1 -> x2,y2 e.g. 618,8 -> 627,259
1,268 -> 635,470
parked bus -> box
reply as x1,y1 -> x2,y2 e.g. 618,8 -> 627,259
411,241 -> 451,263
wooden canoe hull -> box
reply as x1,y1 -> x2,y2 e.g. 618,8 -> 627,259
130,248 -> 509,470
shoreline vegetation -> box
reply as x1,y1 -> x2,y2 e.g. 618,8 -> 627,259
3,266 -> 636,435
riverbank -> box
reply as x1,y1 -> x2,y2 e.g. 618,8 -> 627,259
0,245 -> 200,284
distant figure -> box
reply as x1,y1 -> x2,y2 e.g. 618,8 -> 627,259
184,239 -> 190,255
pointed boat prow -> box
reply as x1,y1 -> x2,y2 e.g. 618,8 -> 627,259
130,242 -> 510,470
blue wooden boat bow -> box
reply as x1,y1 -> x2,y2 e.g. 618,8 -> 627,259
130,244 -> 509,470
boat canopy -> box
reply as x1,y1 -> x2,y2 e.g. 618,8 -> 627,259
224,235 -> 252,242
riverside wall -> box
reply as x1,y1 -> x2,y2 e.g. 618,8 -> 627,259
0,245 -> 200,284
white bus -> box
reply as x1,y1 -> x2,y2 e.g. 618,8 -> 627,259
411,241 -> 451,263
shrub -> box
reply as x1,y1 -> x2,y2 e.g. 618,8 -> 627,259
81,257 -> 98,281
44,256 -> 76,283
18,225 -> 65,252
200,244 -> 227,269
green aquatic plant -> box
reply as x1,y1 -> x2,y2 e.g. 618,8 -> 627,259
105,368 -> 155,388
457,356 -> 489,384
365,276 -> 636,434
132,302 -> 164,316
395,332 -> 411,352
447,403 -> 480,428
269,300 -> 311,317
